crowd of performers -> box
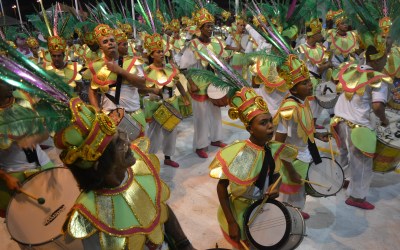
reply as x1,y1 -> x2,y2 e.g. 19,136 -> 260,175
0,0 -> 399,249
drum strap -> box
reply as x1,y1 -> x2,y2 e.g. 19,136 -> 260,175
254,146 -> 275,191
286,96 -> 322,164
309,71 -> 321,79
105,56 -> 124,105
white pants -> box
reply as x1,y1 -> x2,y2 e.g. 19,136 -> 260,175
147,121 -> 177,157
278,186 -> 306,211
336,122 -> 373,199
192,99 -> 223,149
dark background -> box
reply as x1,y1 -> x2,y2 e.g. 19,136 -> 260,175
1,0 -> 233,20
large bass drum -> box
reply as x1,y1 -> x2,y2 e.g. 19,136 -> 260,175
6,168 -> 82,248
373,108 -> 400,173
243,199 -> 305,250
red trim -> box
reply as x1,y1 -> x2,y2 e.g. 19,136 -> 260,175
68,62 -> 78,84
338,64 -> 387,93
96,168 -> 134,194
256,60 -> 286,88
273,144 -> 285,161
330,32 -> 356,54
190,92 -> 208,102
217,150 -> 259,186
191,38 -> 225,61
279,182 -> 302,194
302,44 -> 325,65
144,65 -> 178,87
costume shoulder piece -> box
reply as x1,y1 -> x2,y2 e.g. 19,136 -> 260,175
298,43 -> 327,65
43,62 -> 82,88
327,30 -> 358,57
65,137 -> 170,250
273,95 -> 315,143
144,63 -> 179,88
190,37 -> 228,67
209,140 -> 265,186
335,63 -> 393,100
268,141 -> 298,173
384,46 -> 400,79
250,59 -> 287,93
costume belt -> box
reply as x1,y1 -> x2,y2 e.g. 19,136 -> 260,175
332,116 -> 364,129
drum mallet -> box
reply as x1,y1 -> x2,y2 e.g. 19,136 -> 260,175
301,179 -> 330,189
247,175 -> 282,226
240,240 -> 250,250
19,189 -> 46,205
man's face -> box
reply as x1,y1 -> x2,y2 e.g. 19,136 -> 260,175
50,51 -> 65,69
337,21 -> 348,32
98,35 -> 117,58
291,79 -> 313,100
118,41 -> 129,56
200,23 -> 214,38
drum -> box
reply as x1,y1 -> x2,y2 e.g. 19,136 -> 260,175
305,157 -> 344,197
207,84 -> 229,107
244,199 -> 305,250
153,101 -> 183,131
315,81 -> 338,109
6,168 -> 81,247
373,108 -> 400,173
178,95 -> 193,118
109,108 -> 141,141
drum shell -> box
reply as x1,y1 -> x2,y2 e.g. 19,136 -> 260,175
118,114 -> 142,141
153,102 -> 182,131
373,140 -> 400,173
207,85 -> 229,107
244,199 -> 305,250
315,81 -> 338,109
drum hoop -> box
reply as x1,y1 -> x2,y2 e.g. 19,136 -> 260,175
243,199 -> 292,250
306,157 -> 344,197
5,167 -> 74,246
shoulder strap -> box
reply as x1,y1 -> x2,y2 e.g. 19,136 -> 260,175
105,57 -> 124,105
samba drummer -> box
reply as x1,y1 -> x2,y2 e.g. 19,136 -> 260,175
141,25 -> 190,168
209,87 -> 298,249
297,17 -> 333,129
85,24 -> 160,137
330,5 -> 393,210
179,7 -> 229,159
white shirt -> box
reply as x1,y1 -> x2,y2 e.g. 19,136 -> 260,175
0,142 -> 51,172
245,24 -> 272,52
334,65 -> 389,129
100,66 -> 144,112
255,87 -> 288,118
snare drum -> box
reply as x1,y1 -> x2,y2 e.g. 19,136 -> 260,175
244,199 -> 305,250
153,101 -> 183,131
373,108 -> 400,173
109,108 -> 141,141
207,84 -> 229,107
315,81 -> 338,109
306,157 -> 344,197
6,168 -> 82,248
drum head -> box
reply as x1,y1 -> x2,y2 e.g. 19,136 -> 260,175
207,84 -> 228,99
315,81 -> 338,109
6,168 -> 80,245
375,108 -> 400,150
244,199 -> 291,250
306,157 -> 344,197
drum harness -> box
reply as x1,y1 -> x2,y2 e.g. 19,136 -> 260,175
104,56 -> 124,107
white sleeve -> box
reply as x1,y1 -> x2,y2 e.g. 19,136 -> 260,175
372,82 -> 389,104
35,144 -> 51,167
245,24 -> 266,47
225,35 -> 233,46
276,118 -> 289,134
136,65 -> 144,77
178,47 -> 197,69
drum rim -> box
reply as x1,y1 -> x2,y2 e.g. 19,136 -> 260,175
243,199 -> 292,250
306,157 -> 344,197
5,167 -> 75,246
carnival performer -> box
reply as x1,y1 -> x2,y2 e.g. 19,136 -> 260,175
86,24 -> 156,136
210,87 -> 298,249
26,37 -> 41,65
274,55 -> 330,219
142,31 -> 190,168
331,39 -> 392,210
43,35 -> 83,90
179,7 -> 228,158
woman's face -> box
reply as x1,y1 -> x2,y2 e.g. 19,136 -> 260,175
118,41 -> 129,56
248,113 -> 274,143
151,50 -> 164,63
291,79 -> 313,100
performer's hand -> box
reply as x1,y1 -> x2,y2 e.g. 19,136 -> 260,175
5,175 -> 21,191
106,61 -> 123,75
188,84 -> 199,94
381,117 -> 389,127
152,88 -> 162,96
289,171 -> 302,184
228,221 -> 241,247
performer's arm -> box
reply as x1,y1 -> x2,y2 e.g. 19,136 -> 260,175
88,87 -> 101,111
217,179 -> 241,246
164,205 -> 196,250
274,132 -> 302,184
0,169 -> 21,191
372,102 -> 389,126
105,62 -> 146,88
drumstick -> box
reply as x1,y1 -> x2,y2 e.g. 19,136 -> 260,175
19,189 -> 46,205
240,240 -> 250,250
328,136 -> 336,162
247,175 -> 282,226
301,179 -> 330,189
